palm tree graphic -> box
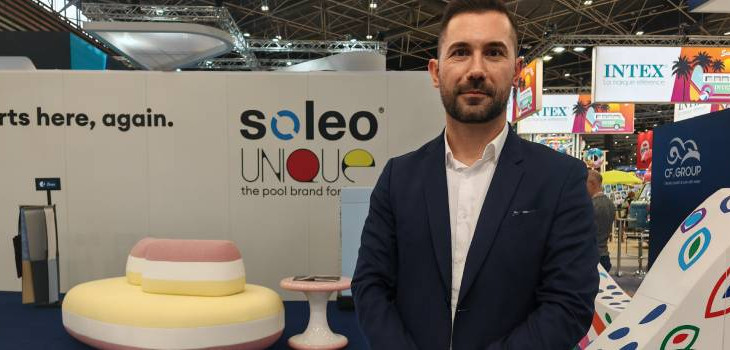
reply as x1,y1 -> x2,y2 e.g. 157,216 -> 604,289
590,103 -> 610,113
711,59 -> 726,73
672,55 -> 693,101
572,100 -> 590,132
693,51 -> 713,72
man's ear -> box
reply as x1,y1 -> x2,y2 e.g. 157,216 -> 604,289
428,59 -> 440,88
512,56 -> 524,88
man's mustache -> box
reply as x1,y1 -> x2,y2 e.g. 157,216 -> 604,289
457,83 -> 496,96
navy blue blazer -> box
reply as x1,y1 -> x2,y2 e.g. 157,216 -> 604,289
352,128 -> 598,349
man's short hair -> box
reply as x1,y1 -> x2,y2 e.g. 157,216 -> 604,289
588,169 -> 603,185
438,0 -> 520,57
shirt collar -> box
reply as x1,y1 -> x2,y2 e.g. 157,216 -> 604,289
444,122 -> 509,169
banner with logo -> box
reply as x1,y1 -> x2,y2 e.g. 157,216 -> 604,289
674,103 -> 730,122
517,94 -> 634,134
593,46 -> 730,103
650,109 -> 730,267
0,71 -> 445,296
636,131 -> 653,170
513,58 -> 543,122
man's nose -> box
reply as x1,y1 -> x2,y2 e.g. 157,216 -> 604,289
466,55 -> 487,82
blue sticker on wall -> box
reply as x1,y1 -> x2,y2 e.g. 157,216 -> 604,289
681,208 -> 706,233
678,228 -> 711,271
639,304 -> 667,324
721,196 -> 730,214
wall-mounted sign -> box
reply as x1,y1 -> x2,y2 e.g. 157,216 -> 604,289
593,46 -> 730,104
512,58 -> 543,122
517,94 -> 634,134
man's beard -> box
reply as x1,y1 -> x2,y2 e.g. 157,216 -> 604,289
440,81 -> 511,124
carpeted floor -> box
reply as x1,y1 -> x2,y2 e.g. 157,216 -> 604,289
0,292 -> 367,349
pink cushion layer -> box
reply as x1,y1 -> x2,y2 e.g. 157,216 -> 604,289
145,239 -> 241,262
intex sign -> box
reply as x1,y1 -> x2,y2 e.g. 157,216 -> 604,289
604,64 -> 666,78
238,101 -> 377,184
664,137 -> 702,182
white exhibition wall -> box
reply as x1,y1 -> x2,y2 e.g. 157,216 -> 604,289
0,71 -> 444,300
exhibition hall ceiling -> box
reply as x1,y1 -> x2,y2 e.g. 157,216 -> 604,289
5,0 -> 730,161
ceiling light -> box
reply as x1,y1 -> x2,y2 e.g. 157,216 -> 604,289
583,0 -> 593,5
635,31 -> 645,35
176,69 -> 181,72
366,34 -> 373,40
369,0 -> 377,9
272,37 -> 279,42
287,61 -> 292,66
542,55 -> 553,62
350,38 -> 357,43
564,72 -> 571,77
261,1 -> 269,11
276,35 -> 282,40
155,9 -> 164,16
625,135 -> 629,139
653,123 -> 658,127
724,32 -> 730,36
573,47 -> 586,52
552,46 -> 566,53
243,32 -> 251,37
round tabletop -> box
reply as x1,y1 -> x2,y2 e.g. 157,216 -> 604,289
280,277 -> 352,292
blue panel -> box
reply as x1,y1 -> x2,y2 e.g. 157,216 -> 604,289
69,33 -> 107,70
650,109 -> 730,266
340,187 -> 373,296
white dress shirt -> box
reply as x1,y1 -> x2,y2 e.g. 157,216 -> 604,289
445,122 -> 509,322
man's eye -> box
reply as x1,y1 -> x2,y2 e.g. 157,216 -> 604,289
486,49 -> 504,57
452,48 -> 468,56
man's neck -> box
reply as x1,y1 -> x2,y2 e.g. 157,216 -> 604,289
445,116 -> 506,167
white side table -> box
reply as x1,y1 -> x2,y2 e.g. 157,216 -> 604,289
280,276 -> 352,350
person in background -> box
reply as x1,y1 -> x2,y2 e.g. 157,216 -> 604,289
620,191 -> 636,218
587,170 -> 616,272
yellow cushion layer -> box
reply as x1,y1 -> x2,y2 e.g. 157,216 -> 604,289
62,277 -> 283,328
141,277 -> 246,297
126,271 -> 142,285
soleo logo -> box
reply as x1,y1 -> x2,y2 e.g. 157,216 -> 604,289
604,64 -> 665,78
239,100 -> 378,141
238,100 -> 379,184
665,137 -> 701,179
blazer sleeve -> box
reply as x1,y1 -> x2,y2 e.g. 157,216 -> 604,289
486,160 -> 599,349
352,159 -> 419,350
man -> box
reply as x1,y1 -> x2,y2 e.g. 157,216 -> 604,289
587,170 -> 616,272
351,0 -> 598,349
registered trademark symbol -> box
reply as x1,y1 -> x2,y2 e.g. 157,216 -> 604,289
379,107 -> 385,113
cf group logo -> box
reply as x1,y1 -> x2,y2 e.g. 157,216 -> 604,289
667,138 -> 700,166
240,100 -> 378,141
665,137 -> 702,180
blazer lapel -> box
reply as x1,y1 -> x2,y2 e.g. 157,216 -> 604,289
458,129 -> 525,305
422,132 -> 452,297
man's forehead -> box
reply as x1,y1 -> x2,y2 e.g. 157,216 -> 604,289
441,11 -> 517,50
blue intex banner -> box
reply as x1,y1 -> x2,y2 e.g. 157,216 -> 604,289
650,109 -> 730,267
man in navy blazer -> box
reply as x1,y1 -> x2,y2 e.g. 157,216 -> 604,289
352,1 -> 599,349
